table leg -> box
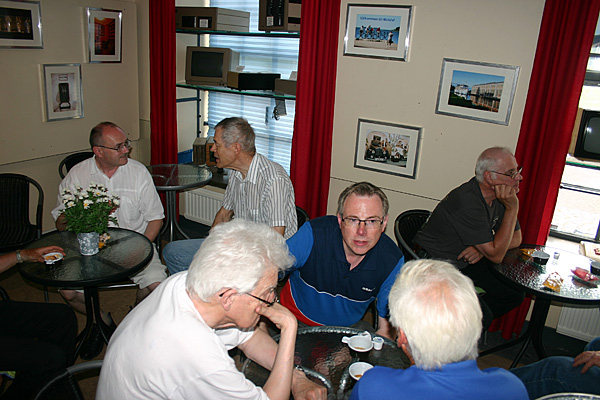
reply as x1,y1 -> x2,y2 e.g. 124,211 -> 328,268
478,298 -> 550,368
74,289 -> 96,359
159,190 -> 190,243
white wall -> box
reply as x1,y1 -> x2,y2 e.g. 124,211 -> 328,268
0,0 -> 146,232
328,0 -> 545,222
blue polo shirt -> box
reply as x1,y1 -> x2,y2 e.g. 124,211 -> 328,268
280,216 -> 404,326
350,360 -> 528,400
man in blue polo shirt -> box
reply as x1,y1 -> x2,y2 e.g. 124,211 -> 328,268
279,182 -> 404,339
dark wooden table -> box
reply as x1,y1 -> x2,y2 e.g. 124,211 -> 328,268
147,163 -> 212,242
242,326 -> 409,400
18,228 -> 153,358
480,246 -> 600,368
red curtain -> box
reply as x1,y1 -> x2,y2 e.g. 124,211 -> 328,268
290,0 -> 341,219
149,0 -> 178,165
489,0 -> 600,340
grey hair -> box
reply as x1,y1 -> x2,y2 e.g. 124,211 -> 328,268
474,146 -> 514,182
90,121 -> 120,148
186,219 -> 294,302
215,117 -> 256,154
336,182 -> 389,217
388,259 -> 482,370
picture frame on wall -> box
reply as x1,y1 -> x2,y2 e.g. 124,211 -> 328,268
343,4 -> 412,62
0,0 -> 42,48
87,8 -> 122,63
435,58 -> 520,125
43,64 -> 84,121
354,118 -> 422,179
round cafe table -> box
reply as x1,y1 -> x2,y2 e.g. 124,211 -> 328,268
480,246 -> 600,368
147,163 -> 212,242
18,228 -> 153,359
242,326 -> 410,400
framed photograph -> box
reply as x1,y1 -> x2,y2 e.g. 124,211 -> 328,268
43,64 -> 84,121
87,8 -> 122,63
435,58 -> 520,125
0,0 -> 42,48
354,119 -> 422,179
343,4 -> 412,61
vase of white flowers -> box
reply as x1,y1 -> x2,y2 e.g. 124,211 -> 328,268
61,182 -> 120,255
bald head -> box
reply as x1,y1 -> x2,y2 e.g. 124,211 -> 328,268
474,147 -> 514,182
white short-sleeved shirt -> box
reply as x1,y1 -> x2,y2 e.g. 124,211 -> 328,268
51,157 -> 164,234
96,273 -> 267,399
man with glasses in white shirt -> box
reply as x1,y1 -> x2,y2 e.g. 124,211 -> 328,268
52,121 -> 167,359
414,146 -> 525,328
279,182 -> 404,340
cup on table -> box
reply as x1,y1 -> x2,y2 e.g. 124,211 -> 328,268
349,361 -> 373,380
372,336 -> 384,350
342,331 -> 373,361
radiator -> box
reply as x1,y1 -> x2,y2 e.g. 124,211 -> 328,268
556,307 -> 600,342
182,188 -> 224,226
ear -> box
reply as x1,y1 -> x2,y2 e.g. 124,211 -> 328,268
233,142 -> 243,156
381,215 -> 389,231
219,288 -> 238,312
92,146 -> 102,157
337,213 -> 343,228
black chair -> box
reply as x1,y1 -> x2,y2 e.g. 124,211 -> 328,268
58,152 -> 94,179
393,209 -> 431,261
33,360 -> 103,400
0,174 -> 44,253
296,205 -> 310,228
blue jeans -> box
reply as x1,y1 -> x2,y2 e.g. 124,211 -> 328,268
162,239 -> 205,275
510,337 -> 600,398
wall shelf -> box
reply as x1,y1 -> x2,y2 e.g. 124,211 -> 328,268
176,83 -> 295,101
176,28 -> 299,39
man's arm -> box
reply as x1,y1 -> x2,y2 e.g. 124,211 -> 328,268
375,317 -> 395,340
55,213 -> 68,231
0,246 -> 65,274
211,206 -> 233,229
273,226 -> 285,236
473,185 -> 520,264
143,219 -> 162,242
573,349 -> 600,373
239,304 -> 326,400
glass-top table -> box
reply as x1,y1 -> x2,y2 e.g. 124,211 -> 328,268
480,246 -> 600,368
147,164 -> 212,242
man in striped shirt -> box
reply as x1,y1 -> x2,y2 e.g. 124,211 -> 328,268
163,117 -> 297,274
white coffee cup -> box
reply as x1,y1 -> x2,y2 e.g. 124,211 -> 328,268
349,361 -> 373,380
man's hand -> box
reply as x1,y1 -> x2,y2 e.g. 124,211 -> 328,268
55,213 -> 68,231
257,302 -> 297,332
493,184 -> 519,210
21,246 -> 65,263
458,246 -> 484,265
573,350 -> 600,373
291,369 -> 327,400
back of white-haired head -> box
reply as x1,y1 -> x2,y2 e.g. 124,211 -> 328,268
388,259 -> 482,370
185,219 -> 295,301
474,146 -> 514,182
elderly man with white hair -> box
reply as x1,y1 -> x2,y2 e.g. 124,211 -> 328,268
349,259 -> 528,400
97,219 -> 326,400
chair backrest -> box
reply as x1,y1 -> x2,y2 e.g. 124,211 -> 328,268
296,205 -> 310,229
394,209 -> 431,261
0,173 -> 44,253
33,360 -> 103,400
59,152 -> 94,179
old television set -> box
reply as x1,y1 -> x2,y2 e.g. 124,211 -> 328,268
185,46 -> 240,86
573,109 -> 600,162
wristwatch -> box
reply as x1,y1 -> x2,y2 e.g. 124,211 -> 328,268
15,250 -> 24,263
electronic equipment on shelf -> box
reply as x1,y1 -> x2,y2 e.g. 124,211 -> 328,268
227,71 -> 281,91
176,7 -> 250,32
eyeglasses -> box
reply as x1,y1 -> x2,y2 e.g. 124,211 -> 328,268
245,291 -> 279,307
489,166 -> 523,180
94,139 -> 131,152
341,217 -> 384,229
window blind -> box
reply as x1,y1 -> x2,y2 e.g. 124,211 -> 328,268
208,0 -> 299,173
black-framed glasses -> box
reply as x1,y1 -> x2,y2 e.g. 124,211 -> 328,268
94,139 -> 131,152
245,291 -> 279,307
341,217 -> 384,229
489,166 -> 523,180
